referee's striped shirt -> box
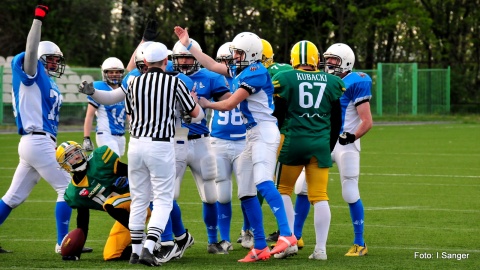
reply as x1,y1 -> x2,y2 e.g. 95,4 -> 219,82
124,67 -> 196,139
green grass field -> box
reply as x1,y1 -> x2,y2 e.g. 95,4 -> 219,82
0,122 -> 479,269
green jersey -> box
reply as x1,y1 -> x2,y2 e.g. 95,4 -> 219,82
268,63 -> 293,78
272,69 -> 345,167
64,146 -> 128,211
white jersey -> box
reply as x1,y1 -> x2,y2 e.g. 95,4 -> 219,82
340,72 -> 372,134
87,81 -> 126,135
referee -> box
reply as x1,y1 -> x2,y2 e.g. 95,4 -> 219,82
78,42 -> 203,266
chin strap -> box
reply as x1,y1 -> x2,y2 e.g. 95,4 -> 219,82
71,160 -> 87,172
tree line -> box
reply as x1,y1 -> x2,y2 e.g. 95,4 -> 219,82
1,0 -> 478,113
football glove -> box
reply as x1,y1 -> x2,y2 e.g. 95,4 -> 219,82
82,137 -> 94,151
142,19 -> 159,41
338,132 -> 356,145
114,176 -> 129,188
181,110 -> 192,124
34,5 -> 49,21
78,81 -> 95,95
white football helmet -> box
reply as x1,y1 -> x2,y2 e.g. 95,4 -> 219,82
172,39 -> 202,75
323,43 -> 355,76
38,41 -> 65,78
134,41 -> 154,73
216,42 -> 233,64
101,57 -> 125,85
230,32 -> 262,71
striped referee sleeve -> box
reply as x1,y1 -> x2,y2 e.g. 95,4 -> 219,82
126,71 -> 187,138
175,80 -> 196,113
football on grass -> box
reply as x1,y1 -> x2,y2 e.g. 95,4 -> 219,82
61,228 -> 86,256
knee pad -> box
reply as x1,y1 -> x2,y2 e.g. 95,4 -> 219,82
216,180 -> 232,204
200,156 -> 217,181
342,177 -> 360,203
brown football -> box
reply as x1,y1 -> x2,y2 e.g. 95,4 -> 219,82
60,228 -> 86,256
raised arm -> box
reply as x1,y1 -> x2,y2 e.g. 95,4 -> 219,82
174,26 -> 229,76
24,5 -> 49,76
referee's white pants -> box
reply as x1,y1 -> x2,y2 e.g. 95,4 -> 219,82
96,132 -> 126,157
127,137 -> 175,232
236,121 -> 280,198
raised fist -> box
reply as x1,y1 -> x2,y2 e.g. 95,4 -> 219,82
34,5 -> 49,21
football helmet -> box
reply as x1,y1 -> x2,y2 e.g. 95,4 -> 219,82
261,39 -> 274,68
290,40 -> 319,70
216,42 -> 233,65
230,32 -> 263,72
323,43 -> 355,76
172,39 -> 202,75
101,57 -> 125,85
134,41 -> 154,73
38,41 -> 65,78
56,141 -> 88,173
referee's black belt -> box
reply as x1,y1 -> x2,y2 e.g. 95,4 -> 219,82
131,135 -> 170,142
97,132 -> 124,136
188,133 -> 209,140
31,131 -> 56,143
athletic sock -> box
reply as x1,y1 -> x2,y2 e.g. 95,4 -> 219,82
55,201 -> 72,245
313,200 -> 331,251
203,202 -> 218,244
0,200 -> 13,225
257,181 -> 292,236
171,200 -> 186,237
349,199 -> 365,246
241,196 -> 267,249
216,201 -> 232,242
161,217 -> 174,242
294,194 -> 310,239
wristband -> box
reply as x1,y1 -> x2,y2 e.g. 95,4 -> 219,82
186,42 -> 193,51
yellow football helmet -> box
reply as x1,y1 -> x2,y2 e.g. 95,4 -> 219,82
56,141 -> 88,173
290,40 -> 319,70
261,39 -> 274,68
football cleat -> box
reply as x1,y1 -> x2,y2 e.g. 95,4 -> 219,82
297,237 -> 304,249
82,247 -> 93,253
238,247 -> 271,262
345,244 -> 368,256
129,253 -> 139,264
139,247 -> 161,266
0,244 -> 12,253
241,230 -> 254,249
155,242 -> 179,263
266,230 -> 279,242
236,230 -> 244,243
273,244 -> 298,259
270,234 -> 297,255
219,240 -> 233,251
175,230 -> 194,259
207,242 -> 228,254
55,243 -> 61,254
309,249 -> 327,260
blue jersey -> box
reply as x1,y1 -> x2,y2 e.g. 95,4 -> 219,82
122,69 -> 141,89
166,60 -> 174,72
340,71 -> 372,134
87,81 -> 126,135
231,63 -> 276,129
11,52 -> 62,137
185,68 -> 230,135
210,76 -> 246,140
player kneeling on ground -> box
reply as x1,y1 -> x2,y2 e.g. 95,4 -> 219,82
56,141 -> 151,261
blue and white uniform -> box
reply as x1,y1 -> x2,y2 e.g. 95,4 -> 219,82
177,68 -> 230,245
87,81 -> 126,156
209,76 -> 246,243
0,51 -> 72,248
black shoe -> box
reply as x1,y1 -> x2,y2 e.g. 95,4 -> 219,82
207,242 -> 228,254
139,247 -> 161,266
0,245 -> 12,253
155,242 -> 179,263
175,230 -> 194,259
82,247 -> 93,253
129,253 -> 139,264
266,230 -> 280,242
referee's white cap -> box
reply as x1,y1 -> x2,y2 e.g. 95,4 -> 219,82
144,42 -> 169,62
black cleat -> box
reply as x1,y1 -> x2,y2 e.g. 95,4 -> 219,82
129,253 -> 139,264
266,230 -> 280,242
139,247 -> 161,266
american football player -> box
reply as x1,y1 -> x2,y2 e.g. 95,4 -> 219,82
175,27 -> 298,262
272,40 -> 345,260
56,141 -> 150,261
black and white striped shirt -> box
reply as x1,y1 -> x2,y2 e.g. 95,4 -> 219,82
124,67 -> 196,139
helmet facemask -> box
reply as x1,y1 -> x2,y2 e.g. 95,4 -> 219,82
57,142 -> 88,173
172,55 -> 200,75
323,55 -> 343,76
39,54 -> 66,78
103,69 -> 124,85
